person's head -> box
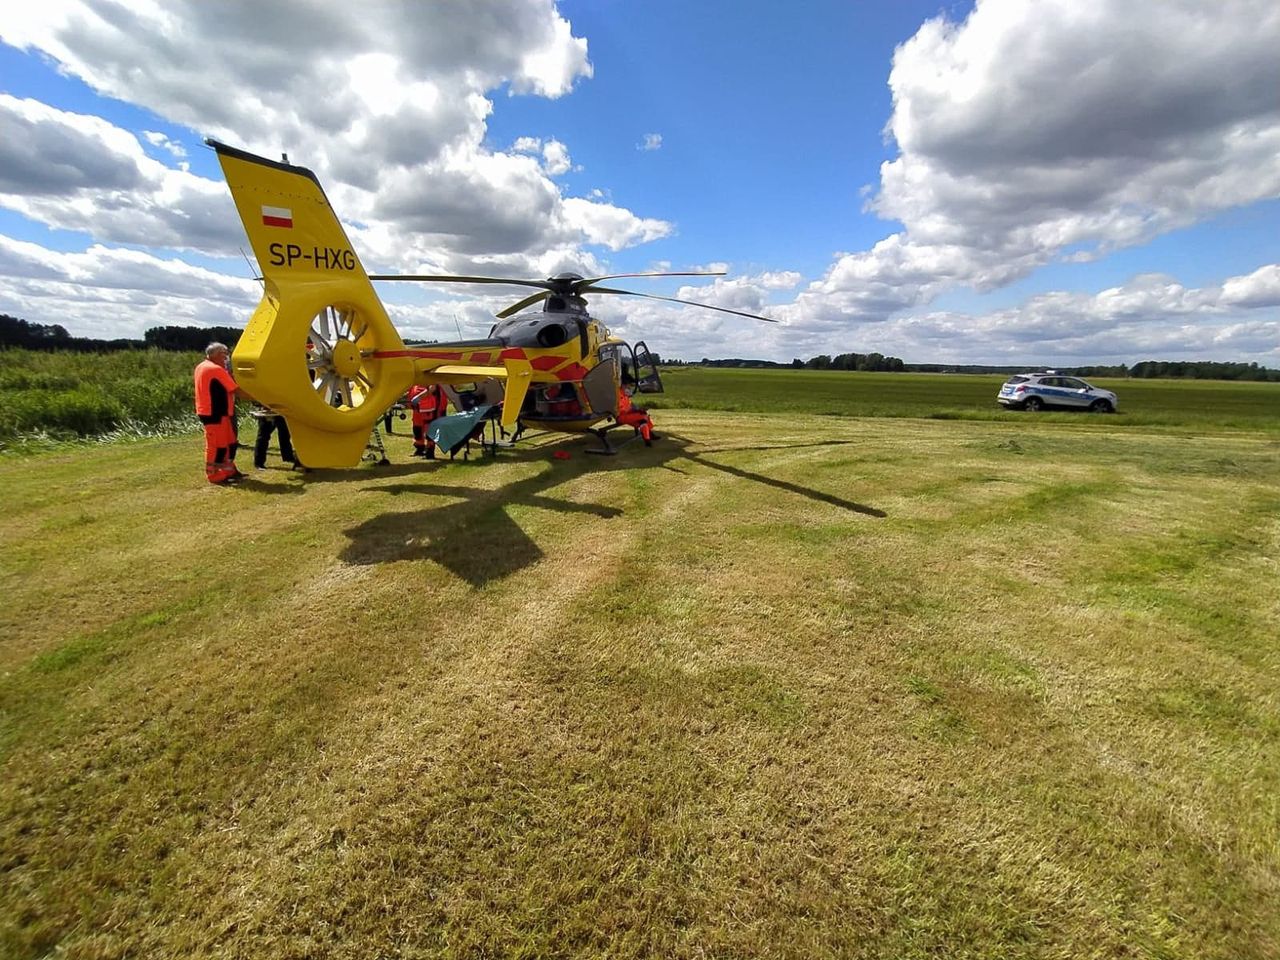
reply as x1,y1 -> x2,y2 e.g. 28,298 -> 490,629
205,342 -> 229,363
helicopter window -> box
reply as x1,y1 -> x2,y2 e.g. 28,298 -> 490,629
596,344 -> 621,380
535,323 -> 568,347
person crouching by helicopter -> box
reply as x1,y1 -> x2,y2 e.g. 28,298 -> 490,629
193,342 -> 242,484
617,367 -> 654,444
250,400 -> 296,470
408,383 -> 448,458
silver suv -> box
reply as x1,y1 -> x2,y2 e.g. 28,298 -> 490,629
997,372 -> 1118,412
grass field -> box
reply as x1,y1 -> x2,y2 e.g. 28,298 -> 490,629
3,351 -> 1277,445
651,367 -> 1280,432
1,373 -> 1279,957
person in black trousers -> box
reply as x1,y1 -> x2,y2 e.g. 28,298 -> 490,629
251,402 -> 297,469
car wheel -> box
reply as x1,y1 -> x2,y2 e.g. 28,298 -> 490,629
1023,396 -> 1044,412
1089,398 -> 1113,413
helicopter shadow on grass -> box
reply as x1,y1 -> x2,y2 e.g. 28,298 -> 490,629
226,474 -> 307,495
658,434 -> 888,518
338,432 -> 885,586
337,440 -> 622,586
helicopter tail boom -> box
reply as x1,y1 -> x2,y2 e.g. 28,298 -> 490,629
207,140 -> 418,466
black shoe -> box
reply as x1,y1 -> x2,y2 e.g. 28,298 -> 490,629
425,448 -> 435,459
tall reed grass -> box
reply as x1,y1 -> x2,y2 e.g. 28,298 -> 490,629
0,349 -> 200,442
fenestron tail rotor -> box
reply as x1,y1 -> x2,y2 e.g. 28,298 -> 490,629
307,305 -> 375,410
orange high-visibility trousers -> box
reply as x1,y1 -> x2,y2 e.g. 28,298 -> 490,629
202,417 -> 238,482
617,391 -> 653,442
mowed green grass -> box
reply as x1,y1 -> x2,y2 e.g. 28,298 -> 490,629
652,367 -> 1280,432
1,390 -> 1279,956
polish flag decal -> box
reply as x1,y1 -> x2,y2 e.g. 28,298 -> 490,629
261,205 -> 293,228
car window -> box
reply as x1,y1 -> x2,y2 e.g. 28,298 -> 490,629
1061,377 -> 1086,389
1007,376 -> 1030,385
1038,377 -> 1059,387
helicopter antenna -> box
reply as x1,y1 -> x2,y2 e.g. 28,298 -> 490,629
240,247 -> 264,291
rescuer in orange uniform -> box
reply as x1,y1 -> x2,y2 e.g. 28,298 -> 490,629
617,367 -> 653,444
407,383 -> 449,458
194,342 -> 242,483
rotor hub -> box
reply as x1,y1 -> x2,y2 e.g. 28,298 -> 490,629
331,339 -> 362,378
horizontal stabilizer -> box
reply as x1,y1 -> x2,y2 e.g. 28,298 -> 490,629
431,365 -> 509,381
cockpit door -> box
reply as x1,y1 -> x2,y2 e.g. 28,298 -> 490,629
632,341 -> 664,394
583,344 -> 620,416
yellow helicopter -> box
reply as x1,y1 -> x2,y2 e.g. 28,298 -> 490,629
207,140 -> 774,467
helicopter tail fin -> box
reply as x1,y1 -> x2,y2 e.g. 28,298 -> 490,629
207,140 -> 412,468
208,140 -> 374,291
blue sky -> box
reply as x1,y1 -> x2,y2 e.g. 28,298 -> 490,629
1,0 -> 1277,366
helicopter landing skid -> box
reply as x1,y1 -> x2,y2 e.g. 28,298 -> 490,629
585,426 -> 646,456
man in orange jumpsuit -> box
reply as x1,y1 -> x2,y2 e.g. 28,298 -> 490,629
407,383 -> 448,458
194,342 -> 242,483
616,373 -> 654,444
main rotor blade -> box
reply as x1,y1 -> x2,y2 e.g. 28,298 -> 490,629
577,271 -> 726,290
367,274 -> 555,291
587,286 -> 777,323
496,290 -> 552,319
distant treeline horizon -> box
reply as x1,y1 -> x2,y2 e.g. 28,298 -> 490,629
1,315 -> 245,354
3,314 -> 1277,381
682,356 -> 1280,381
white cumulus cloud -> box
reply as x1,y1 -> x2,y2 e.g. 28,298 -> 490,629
0,0 -> 667,287
791,0 -> 1280,346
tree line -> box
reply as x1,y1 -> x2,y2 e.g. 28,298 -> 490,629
899,360 -> 1279,381
688,353 -> 907,371
3,314 -> 1277,380
0,316 -> 242,353
683,355 -> 1279,380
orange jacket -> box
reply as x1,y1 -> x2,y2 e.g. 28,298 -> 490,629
194,359 -> 237,420
408,384 -> 448,419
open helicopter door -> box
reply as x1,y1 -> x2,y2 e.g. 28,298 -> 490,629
632,342 -> 664,394
583,344 -> 621,416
